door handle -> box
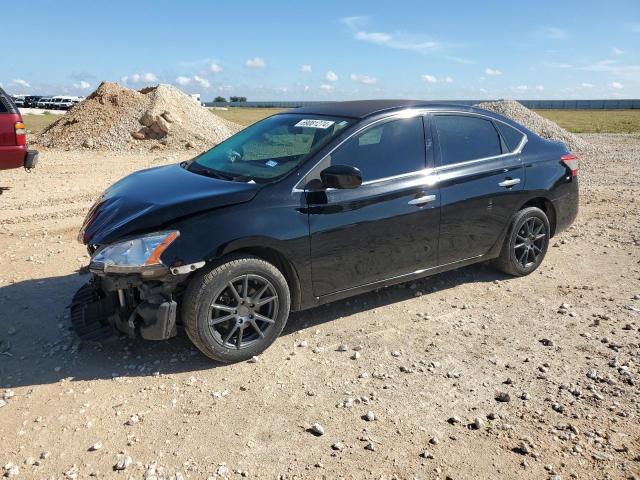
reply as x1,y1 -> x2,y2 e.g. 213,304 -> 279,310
408,194 -> 437,206
498,178 -> 521,188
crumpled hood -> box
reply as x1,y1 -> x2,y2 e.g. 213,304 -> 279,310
80,163 -> 260,245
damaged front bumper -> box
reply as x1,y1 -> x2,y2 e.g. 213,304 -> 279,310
71,261 -> 203,342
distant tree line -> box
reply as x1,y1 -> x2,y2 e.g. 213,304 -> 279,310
213,96 -> 247,103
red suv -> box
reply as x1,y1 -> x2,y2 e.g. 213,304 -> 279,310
0,87 -> 38,172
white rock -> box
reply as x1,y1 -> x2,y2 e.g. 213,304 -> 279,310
114,455 -> 132,471
126,414 -> 140,425
310,423 -> 325,436
3,463 -> 19,478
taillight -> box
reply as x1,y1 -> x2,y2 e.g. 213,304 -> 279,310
561,153 -> 578,177
15,122 -> 26,146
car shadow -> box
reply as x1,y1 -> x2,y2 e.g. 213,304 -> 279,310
0,265 -> 508,389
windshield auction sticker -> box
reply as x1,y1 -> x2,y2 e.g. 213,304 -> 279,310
295,119 -> 335,129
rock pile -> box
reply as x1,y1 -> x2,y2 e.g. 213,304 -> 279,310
34,82 -> 241,151
475,100 -> 592,154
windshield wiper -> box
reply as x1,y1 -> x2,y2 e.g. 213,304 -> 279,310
187,163 -> 236,181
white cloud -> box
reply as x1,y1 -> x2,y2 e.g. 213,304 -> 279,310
421,75 -> 453,84
355,30 -> 439,52
209,63 -> 223,73
612,47 -> 624,56
443,55 -> 473,65
73,80 -> 91,89
350,73 -> 377,85
340,16 -> 440,54
542,62 -> 573,69
122,72 -> 158,84
193,75 -> 210,88
514,85 -> 529,91
300,64 -> 312,73
485,67 -> 502,76
538,26 -> 569,40
534,85 -> 544,91
319,84 -> 334,92
174,75 -> 210,89
325,70 -> 339,82
340,16 -> 368,30
581,59 -> 640,77
12,79 -> 31,88
245,57 -> 266,68
609,81 -> 623,89
580,82 -> 594,88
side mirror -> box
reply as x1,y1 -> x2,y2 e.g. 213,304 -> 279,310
320,165 -> 362,189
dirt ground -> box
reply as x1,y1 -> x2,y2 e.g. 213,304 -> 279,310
0,135 -> 638,479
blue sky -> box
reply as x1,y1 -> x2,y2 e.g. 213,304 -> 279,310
3,0 -> 639,100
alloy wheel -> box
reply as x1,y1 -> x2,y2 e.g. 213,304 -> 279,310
208,274 -> 279,349
514,217 -> 547,269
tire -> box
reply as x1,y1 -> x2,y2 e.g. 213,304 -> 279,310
182,255 -> 291,363
493,207 -> 551,277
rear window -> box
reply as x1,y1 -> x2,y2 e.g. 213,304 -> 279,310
434,115 -> 502,166
495,122 -> 526,152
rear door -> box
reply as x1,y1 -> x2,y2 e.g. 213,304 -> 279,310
432,113 -> 526,264
305,114 -> 440,296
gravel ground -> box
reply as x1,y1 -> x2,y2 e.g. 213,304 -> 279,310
0,135 -> 638,479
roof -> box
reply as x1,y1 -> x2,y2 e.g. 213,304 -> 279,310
291,100 -> 475,119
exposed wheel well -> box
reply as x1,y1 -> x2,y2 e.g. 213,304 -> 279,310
226,246 -> 302,311
519,197 -> 557,237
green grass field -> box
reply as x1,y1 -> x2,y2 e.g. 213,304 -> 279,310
22,113 -> 59,135
534,109 -> 640,134
211,107 -> 640,133
23,108 -> 640,136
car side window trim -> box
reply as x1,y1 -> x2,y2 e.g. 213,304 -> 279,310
294,110 -> 428,192
429,112 -> 528,171
293,109 -> 527,191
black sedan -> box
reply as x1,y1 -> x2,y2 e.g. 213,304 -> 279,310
73,100 -> 579,362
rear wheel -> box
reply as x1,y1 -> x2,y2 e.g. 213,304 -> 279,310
182,255 -> 290,363
493,207 -> 550,276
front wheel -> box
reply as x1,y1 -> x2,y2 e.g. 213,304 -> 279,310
493,207 -> 550,276
182,255 -> 291,363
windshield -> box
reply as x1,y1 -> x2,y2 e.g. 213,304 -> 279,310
188,113 -> 353,182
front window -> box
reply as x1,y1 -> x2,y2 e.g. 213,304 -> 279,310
188,113 -> 353,183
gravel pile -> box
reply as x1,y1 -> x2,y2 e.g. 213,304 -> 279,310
475,100 -> 594,154
33,82 -> 241,151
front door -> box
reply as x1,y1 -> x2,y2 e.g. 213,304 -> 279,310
432,113 -> 526,265
305,115 -> 441,297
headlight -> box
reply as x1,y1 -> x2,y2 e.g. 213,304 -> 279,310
90,231 -> 179,274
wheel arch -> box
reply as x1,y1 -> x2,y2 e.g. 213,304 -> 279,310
487,195 -> 557,259
213,239 -> 303,311
518,196 -> 557,237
